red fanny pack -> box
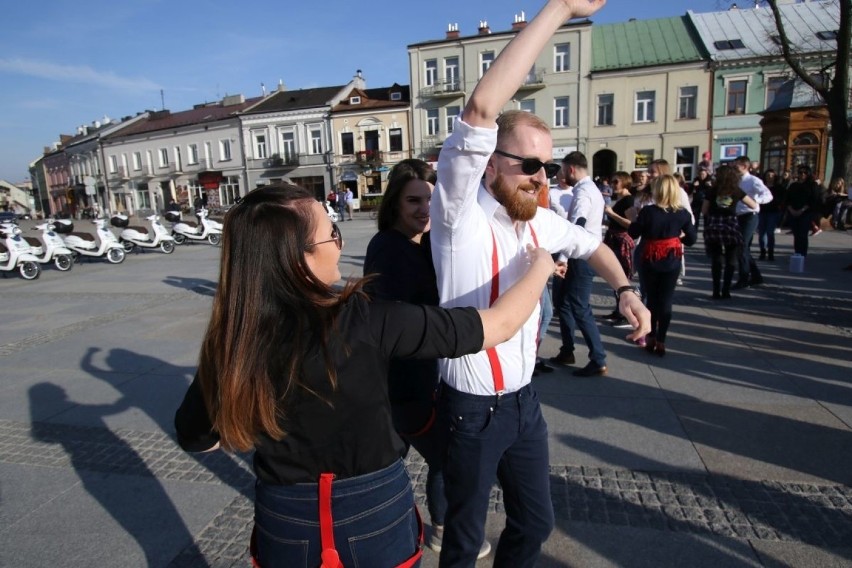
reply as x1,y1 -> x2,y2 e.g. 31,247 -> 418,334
250,472 -> 424,568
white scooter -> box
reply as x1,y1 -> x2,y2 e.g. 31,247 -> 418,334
111,214 -> 176,254
171,207 -> 222,246
58,218 -> 126,264
325,201 -> 341,223
0,222 -> 41,280
28,221 -> 74,271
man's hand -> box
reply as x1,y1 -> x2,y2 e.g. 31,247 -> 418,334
619,292 -> 650,341
559,0 -> 607,20
554,261 -> 568,278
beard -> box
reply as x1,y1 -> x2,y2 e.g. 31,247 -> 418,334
490,174 -> 540,222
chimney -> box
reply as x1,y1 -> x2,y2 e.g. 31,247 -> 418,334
277,79 -> 286,92
261,82 -> 267,96
511,11 -> 527,31
478,20 -> 491,35
446,22 -> 460,39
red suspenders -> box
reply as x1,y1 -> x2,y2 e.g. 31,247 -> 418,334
485,224 -> 539,394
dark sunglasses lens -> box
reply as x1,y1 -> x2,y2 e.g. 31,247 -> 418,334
520,158 -> 543,176
332,224 -> 343,249
544,162 -> 561,178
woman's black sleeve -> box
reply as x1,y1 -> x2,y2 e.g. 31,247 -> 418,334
174,373 -> 221,452
370,302 -> 483,361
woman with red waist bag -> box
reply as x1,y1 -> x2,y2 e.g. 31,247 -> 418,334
627,175 -> 697,357
173,183 -> 553,568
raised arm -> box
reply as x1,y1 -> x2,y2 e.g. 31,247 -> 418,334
478,245 -> 555,348
463,0 -> 607,127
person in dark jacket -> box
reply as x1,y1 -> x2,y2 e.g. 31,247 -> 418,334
786,166 -> 820,256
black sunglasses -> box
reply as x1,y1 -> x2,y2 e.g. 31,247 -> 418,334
307,223 -> 343,250
493,149 -> 561,178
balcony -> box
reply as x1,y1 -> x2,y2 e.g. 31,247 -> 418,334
356,150 -> 383,164
516,70 -> 546,91
337,154 -> 357,165
168,162 -> 182,174
184,158 -> 209,172
114,166 -> 128,180
419,78 -> 464,99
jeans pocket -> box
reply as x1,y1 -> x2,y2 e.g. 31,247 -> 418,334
348,507 -> 418,568
253,522 -> 310,568
450,405 -> 493,436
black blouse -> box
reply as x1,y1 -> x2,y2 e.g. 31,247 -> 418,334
628,205 -> 697,271
174,296 -> 483,485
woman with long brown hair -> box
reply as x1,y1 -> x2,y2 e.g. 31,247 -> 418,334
174,183 -> 553,568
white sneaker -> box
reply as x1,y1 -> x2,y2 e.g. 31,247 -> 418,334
427,525 -> 492,559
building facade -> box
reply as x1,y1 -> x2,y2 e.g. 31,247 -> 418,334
588,16 -> 711,181
407,13 -> 593,164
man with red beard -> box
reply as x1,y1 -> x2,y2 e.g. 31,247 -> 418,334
429,1 -> 649,566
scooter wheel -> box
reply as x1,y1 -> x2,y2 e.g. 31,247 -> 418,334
19,261 -> 40,280
160,240 -> 175,254
107,248 -> 126,264
54,254 -> 73,271
122,240 -> 134,253
173,233 -> 186,245
207,233 -> 221,246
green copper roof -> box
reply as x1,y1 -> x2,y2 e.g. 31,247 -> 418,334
592,16 -> 706,72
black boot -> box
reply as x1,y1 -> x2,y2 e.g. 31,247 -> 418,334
711,265 -> 722,299
759,250 -> 766,260
768,250 -> 774,261
722,266 -> 734,298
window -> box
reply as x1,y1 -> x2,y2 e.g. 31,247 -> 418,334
254,133 -> 268,159
597,94 -> 613,126
446,105 -> 460,133
519,99 -> 535,114
220,139 -> 232,161
219,175 -> 241,206
675,147 -> 697,181
426,108 -> 439,136
554,97 -> 569,128
390,91 -> 402,101
765,76 -> 787,108
309,126 -> 323,154
132,152 -> 142,171
341,132 -> 355,155
714,39 -> 745,50
678,86 -> 698,119
816,30 -> 837,41
635,91 -> 655,122
109,155 -> 118,173
159,148 -> 169,168
204,141 -> 212,164
445,56 -> 460,90
281,131 -> 295,162
727,80 -> 747,115
135,184 -> 151,209
187,143 -> 199,165
554,43 -> 570,72
349,96 -> 361,105
480,51 -> 494,77
389,128 -> 403,152
425,59 -> 438,86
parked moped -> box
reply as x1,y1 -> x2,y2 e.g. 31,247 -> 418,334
171,208 -> 222,246
58,218 -> 126,264
28,221 -> 74,271
0,222 -> 41,279
111,214 -> 176,254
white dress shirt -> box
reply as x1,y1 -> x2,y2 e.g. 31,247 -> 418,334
431,118 -> 600,395
549,186 -> 574,219
736,172 -> 773,215
567,175 -> 604,243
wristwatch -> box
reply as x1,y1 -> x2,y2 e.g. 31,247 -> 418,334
616,285 -> 640,300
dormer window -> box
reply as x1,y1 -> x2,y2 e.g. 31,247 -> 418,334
770,35 -> 782,46
714,39 -> 745,50
390,92 -> 402,101
816,30 -> 837,41
350,96 -> 361,105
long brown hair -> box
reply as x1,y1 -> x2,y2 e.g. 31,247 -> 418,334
198,183 -> 365,451
714,165 -> 740,197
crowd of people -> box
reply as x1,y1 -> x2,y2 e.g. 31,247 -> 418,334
171,1 -> 847,567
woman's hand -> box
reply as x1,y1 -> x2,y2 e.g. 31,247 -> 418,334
526,244 -> 555,276
558,0 -> 607,19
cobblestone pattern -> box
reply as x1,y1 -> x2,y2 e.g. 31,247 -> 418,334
0,291 -> 201,357
2,419 -> 850,567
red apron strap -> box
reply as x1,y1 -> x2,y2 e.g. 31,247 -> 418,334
319,473 -> 344,568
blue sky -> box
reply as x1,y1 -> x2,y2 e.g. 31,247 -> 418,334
0,0 -> 728,183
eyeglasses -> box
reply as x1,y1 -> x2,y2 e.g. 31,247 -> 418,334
307,223 -> 343,250
493,149 -> 561,178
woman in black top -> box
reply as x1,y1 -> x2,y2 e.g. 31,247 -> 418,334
602,171 -> 635,324
628,175 -> 697,356
364,160 -> 493,558
701,166 -> 758,299
786,166 -> 820,256
173,183 -> 553,568
690,168 -> 713,231
757,169 -> 786,261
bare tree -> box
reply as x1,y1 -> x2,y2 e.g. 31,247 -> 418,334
764,0 -> 850,183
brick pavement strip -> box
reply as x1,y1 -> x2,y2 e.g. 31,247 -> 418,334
1,419 -> 850,567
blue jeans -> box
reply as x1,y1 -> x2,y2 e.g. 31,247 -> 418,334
537,283 -> 553,348
552,259 -> 606,367
254,459 -> 420,568
737,212 -> 761,282
758,210 -> 781,255
404,425 -> 447,525
438,383 -> 554,568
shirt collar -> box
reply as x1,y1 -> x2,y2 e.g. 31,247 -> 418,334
478,183 -> 522,230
